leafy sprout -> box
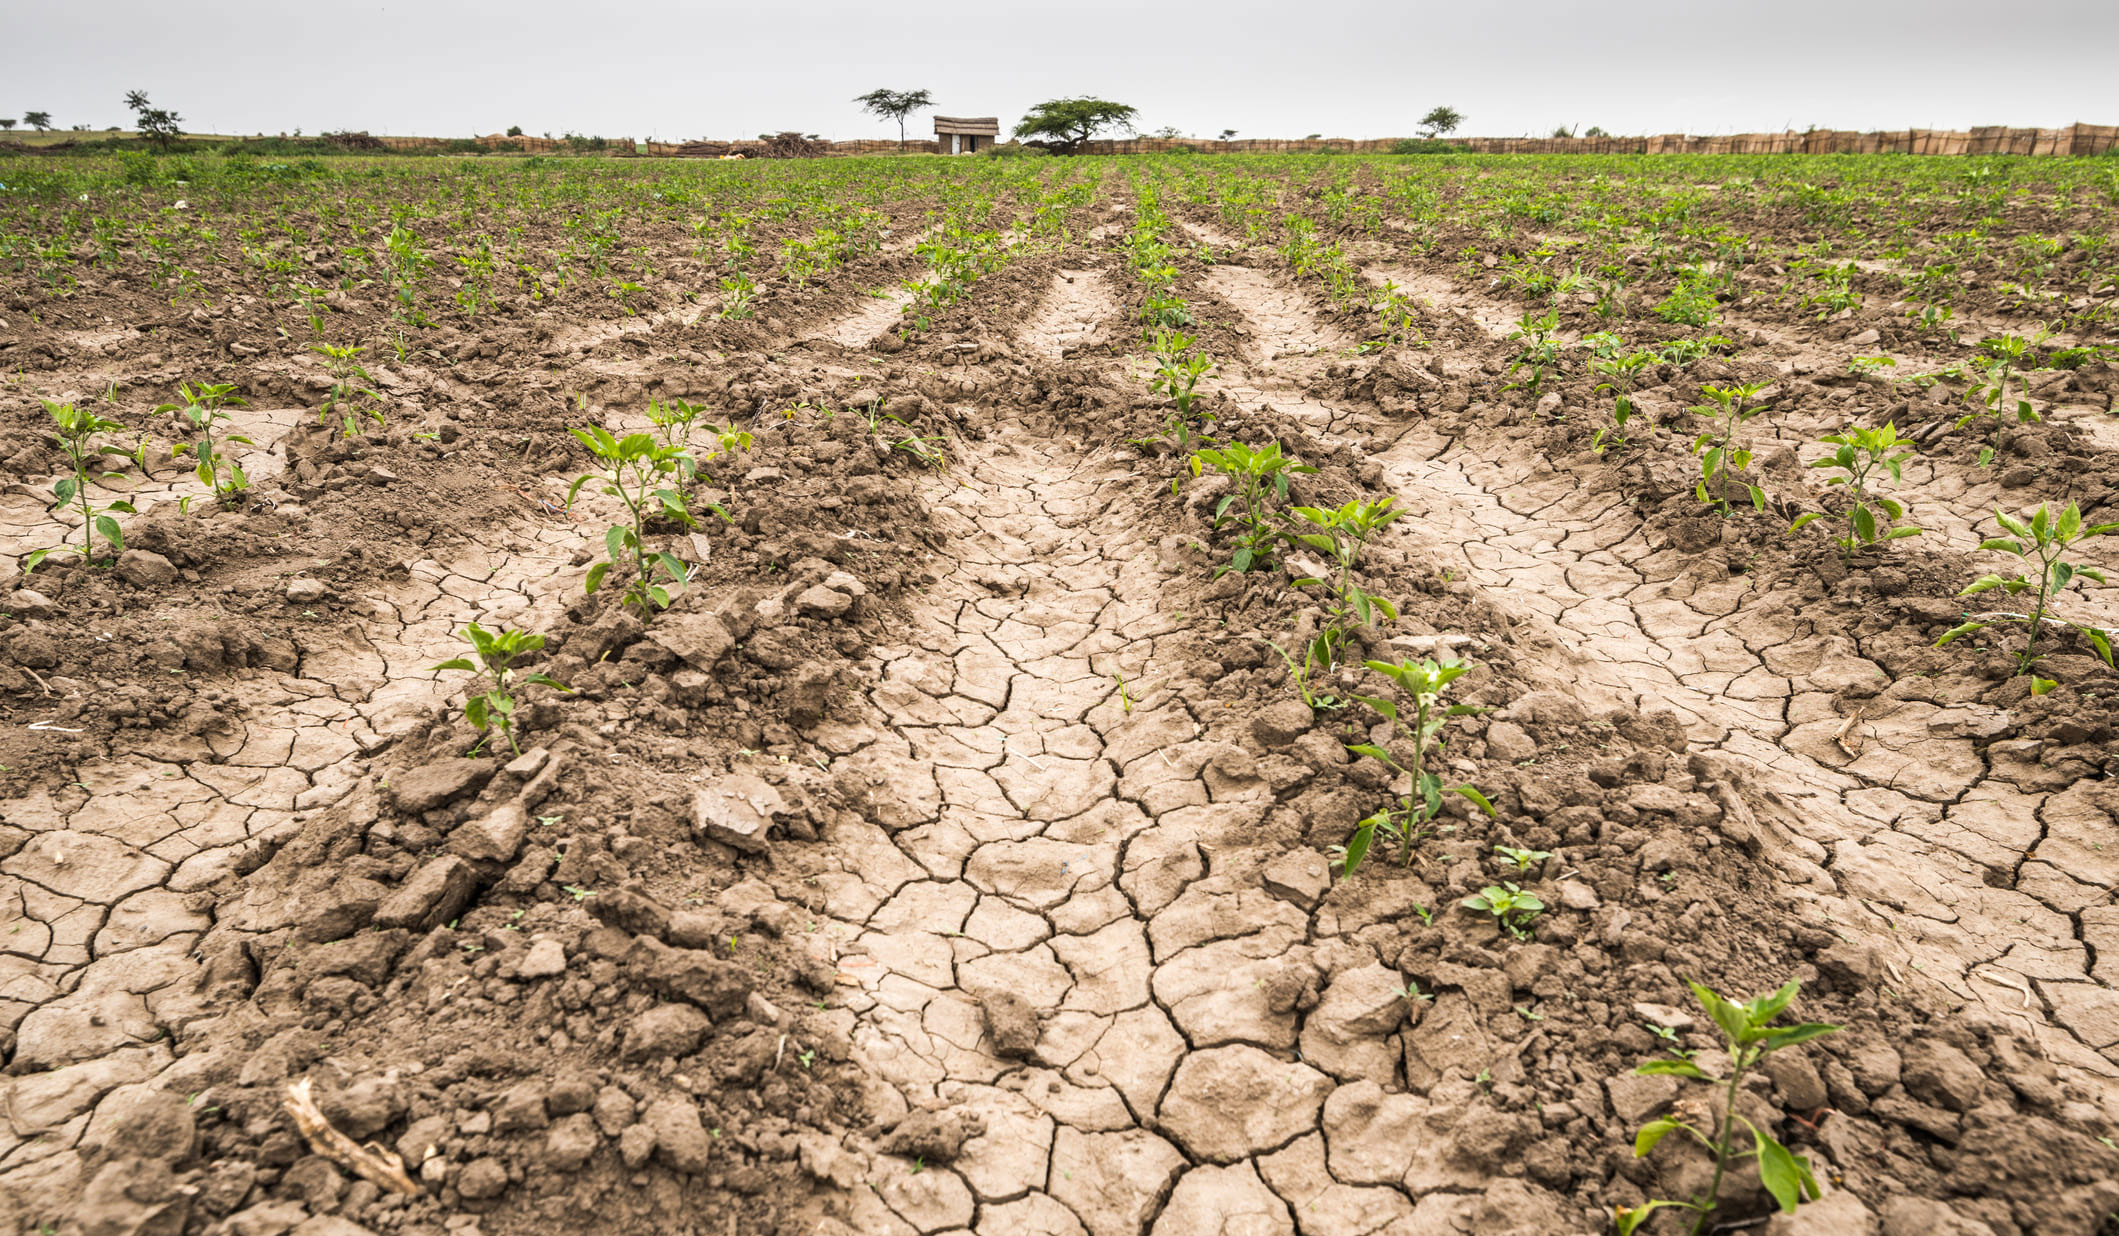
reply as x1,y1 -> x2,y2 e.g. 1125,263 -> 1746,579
1786,421 -> 1921,566
433,623 -> 570,756
1338,657 -> 1495,876
27,400 -> 134,572
1619,979 -> 1839,1235
1937,502 -> 2117,673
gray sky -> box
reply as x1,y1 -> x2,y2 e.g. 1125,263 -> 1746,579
7,0 -> 2117,144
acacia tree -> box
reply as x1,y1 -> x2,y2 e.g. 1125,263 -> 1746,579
1418,105 -> 1464,139
1013,98 -> 1137,153
854,88 -> 934,152
0,120 -> 15,132
124,90 -> 184,150
24,111 -> 52,131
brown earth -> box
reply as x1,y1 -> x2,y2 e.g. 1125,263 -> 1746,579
2,157 -> 2117,1236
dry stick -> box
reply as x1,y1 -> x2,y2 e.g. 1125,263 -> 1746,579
283,1077 -> 421,1195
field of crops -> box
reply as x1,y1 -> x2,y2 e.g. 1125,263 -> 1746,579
2,150 -> 2117,1236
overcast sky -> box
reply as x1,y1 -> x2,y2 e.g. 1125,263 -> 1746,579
7,0 -> 2116,144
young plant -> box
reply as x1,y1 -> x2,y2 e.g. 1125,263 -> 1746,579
1618,980 -> 1839,1236
1589,348 -> 1655,454
716,271 -> 756,321
1460,883 -> 1544,939
312,343 -> 384,438
1492,844 -> 1551,873
158,381 -> 253,509
566,426 -> 706,613
1338,657 -> 1495,876
1147,330 -> 1216,448
1937,502 -> 2117,672
1188,440 -> 1315,575
433,623 -> 570,756
1502,308 -> 1562,395
27,400 -> 135,571
1953,332 -> 2044,466
1786,422 -> 1921,566
1286,497 -> 1403,670
1687,382 -> 1769,515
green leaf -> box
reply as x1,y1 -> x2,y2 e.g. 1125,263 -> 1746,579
1787,512 -> 1823,533
1633,1118 -> 1684,1158
1634,1059 -> 1707,1079
1346,743 -> 1394,763
1935,621 -> 1987,647
1451,785 -> 1497,818
464,695 -> 492,731
1340,820 -> 1373,879
1756,1130 -> 1810,1212
94,515 -> 123,551
1615,1201 -> 1685,1236
2085,627 -> 2114,667
1852,503 -> 1877,543
585,561 -> 611,594
1688,980 -> 1751,1046
434,658 -> 477,673
1761,1022 -> 1842,1052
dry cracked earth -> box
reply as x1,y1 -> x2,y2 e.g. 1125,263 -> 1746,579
5,180 -> 2119,1236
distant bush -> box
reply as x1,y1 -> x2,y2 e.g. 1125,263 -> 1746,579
116,151 -> 160,183
982,142 -> 1048,158
1390,138 -> 1466,155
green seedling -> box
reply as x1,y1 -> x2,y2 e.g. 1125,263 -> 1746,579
1338,657 -> 1495,876
567,426 -> 712,613
1189,440 -> 1315,574
1787,421 -> 1921,566
433,622 -> 570,756
717,271 -> 756,320
1590,348 -> 1655,454
1461,883 -> 1544,939
1287,497 -> 1403,670
1263,633 -> 1341,711
1687,382 -> 1769,515
1493,845 -> 1551,873
1938,502 -> 2117,672
1146,330 -> 1216,447
27,400 -> 134,571
158,381 -> 252,508
311,343 -> 384,438
1502,308 -> 1562,395
1954,332 -> 2044,466
1618,979 -> 1839,1236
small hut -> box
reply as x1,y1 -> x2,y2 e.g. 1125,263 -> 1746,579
933,116 -> 999,155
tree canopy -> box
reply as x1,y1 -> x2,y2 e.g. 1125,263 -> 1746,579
23,111 -> 52,131
124,90 -> 183,150
1013,98 -> 1137,152
854,88 -> 934,151
1418,106 -> 1465,139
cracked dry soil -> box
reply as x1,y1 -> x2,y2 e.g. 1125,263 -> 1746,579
4,166 -> 2119,1236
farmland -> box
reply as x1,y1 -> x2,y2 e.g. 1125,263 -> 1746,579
1,150 -> 2117,1235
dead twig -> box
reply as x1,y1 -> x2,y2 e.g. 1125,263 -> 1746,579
1834,708 -> 1864,757
283,1077 -> 421,1195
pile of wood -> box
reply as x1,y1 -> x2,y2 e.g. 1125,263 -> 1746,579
669,132 -> 824,160
323,131 -> 387,150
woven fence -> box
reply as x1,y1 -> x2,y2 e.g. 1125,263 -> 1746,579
1079,124 -> 2119,158
332,125 -> 2119,160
